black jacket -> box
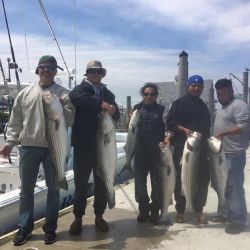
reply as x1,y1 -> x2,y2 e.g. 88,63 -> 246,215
69,79 -> 120,147
166,94 -> 211,146
134,102 -> 165,146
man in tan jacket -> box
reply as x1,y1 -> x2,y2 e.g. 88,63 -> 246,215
0,55 -> 74,246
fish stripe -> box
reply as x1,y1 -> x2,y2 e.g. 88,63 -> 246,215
96,113 -> 117,209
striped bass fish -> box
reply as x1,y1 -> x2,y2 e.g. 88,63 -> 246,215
42,91 -> 68,190
123,109 -> 140,174
157,142 -> 176,225
208,136 -> 228,215
96,112 -> 117,209
181,131 -> 202,212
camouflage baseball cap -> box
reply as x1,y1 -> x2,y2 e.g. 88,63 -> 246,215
35,55 -> 63,74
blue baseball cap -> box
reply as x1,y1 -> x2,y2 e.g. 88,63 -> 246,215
187,75 -> 204,86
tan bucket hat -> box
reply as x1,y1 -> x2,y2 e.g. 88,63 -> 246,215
84,60 -> 106,77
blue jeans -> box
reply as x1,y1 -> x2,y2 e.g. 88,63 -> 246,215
18,146 -> 60,234
225,152 -> 247,224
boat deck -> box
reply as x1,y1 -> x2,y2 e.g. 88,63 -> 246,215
1,149 -> 250,250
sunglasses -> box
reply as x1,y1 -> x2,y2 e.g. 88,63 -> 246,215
38,64 -> 57,72
143,92 -> 157,97
87,69 -> 103,75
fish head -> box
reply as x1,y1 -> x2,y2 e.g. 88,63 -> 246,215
192,131 -> 202,140
207,136 -> 222,154
98,112 -> 114,134
187,131 -> 202,151
129,109 -> 140,128
42,90 -> 62,120
42,90 -> 53,103
158,142 -> 169,155
158,141 -> 165,150
158,142 -> 174,169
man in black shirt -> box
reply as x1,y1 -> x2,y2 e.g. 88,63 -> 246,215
165,75 -> 211,224
68,60 -> 120,235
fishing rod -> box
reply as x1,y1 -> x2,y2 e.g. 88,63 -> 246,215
38,0 -> 73,89
229,71 -> 249,104
0,59 -> 9,95
229,73 -> 244,85
1,0 -> 21,92
73,0 -> 77,87
0,59 -> 14,164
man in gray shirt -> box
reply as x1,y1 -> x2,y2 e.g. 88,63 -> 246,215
213,78 -> 249,234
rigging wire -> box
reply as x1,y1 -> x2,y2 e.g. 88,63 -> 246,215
38,0 -> 72,88
229,73 -> 241,95
20,0 -> 31,82
1,0 -> 21,92
0,7 -> 5,82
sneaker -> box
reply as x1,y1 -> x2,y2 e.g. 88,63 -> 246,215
69,218 -> 82,235
225,223 -> 245,234
13,229 -> 32,246
95,217 -> 109,232
196,213 -> 208,225
43,231 -> 56,245
137,213 -> 150,223
176,213 -> 185,223
150,209 -> 159,224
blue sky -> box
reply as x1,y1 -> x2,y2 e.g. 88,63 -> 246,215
0,0 -> 250,105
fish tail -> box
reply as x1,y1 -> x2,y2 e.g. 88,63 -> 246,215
57,178 -> 68,191
108,190 -> 116,209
